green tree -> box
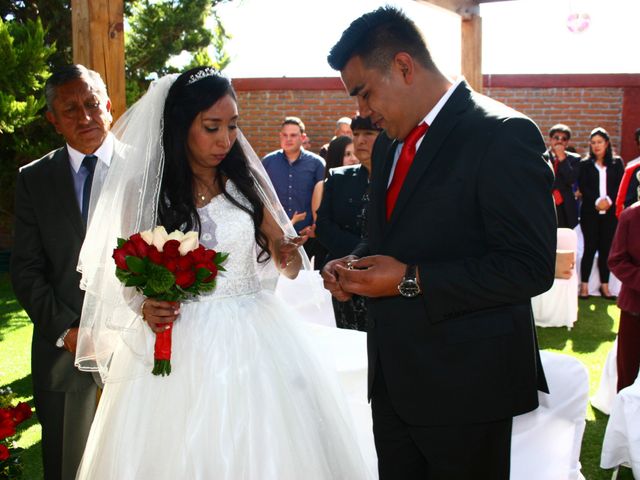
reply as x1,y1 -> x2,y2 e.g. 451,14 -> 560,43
0,17 -> 55,244
126,0 -> 230,104
0,0 -> 72,67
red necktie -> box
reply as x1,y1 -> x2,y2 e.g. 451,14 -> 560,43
386,122 -> 428,221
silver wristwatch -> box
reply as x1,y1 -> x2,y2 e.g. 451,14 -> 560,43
398,264 -> 421,298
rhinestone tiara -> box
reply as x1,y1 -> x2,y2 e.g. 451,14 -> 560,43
186,67 -> 218,85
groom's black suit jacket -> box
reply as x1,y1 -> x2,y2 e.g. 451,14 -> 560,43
354,82 -> 556,426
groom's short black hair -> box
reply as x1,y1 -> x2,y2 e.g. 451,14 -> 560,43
327,6 -> 435,72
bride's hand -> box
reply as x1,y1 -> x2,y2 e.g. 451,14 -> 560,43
141,299 -> 180,333
277,235 -> 306,270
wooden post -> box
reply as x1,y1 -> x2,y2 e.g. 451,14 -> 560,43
461,13 -> 482,93
71,0 -> 125,121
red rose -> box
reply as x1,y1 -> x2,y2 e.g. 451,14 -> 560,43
175,270 -> 196,288
163,258 -> 178,273
11,402 -> 32,424
176,255 -> 194,272
147,245 -> 164,265
0,409 -> 16,440
0,443 -> 9,461
163,240 -> 181,259
130,233 -> 150,257
122,240 -> 137,256
195,262 -> 217,282
112,247 -> 129,270
189,245 -> 215,263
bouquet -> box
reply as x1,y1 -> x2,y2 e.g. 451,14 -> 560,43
112,226 -> 228,376
0,387 -> 32,480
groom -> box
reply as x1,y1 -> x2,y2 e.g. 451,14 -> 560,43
11,64 -> 113,480
322,7 -> 556,479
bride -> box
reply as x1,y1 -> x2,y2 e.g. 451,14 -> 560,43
74,67 -> 372,479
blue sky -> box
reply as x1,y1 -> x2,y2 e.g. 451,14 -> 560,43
213,0 -> 639,78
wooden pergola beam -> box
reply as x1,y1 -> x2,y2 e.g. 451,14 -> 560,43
71,0 -> 125,121
420,0 -> 510,93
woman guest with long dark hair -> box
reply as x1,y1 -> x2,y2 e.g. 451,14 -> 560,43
316,116 -> 381,330
577,127 -> 624,299
324,135 -> 357,175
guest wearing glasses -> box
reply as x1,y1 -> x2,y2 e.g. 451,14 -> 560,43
543,124 -> 581,229
577,127 -> 625,299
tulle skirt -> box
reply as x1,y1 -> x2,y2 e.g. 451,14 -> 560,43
76,291 -> 372,479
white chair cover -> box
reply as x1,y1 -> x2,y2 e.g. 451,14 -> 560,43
575,225 -> 621,296
591,338 -> 618,415
511,351 -> 589,480
532,228 -> 579,328
600,374 -> 640,478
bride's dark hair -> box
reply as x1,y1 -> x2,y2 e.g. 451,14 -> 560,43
158,66 -> 270,262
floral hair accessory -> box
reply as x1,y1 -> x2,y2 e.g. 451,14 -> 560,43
186,67 -> 218,85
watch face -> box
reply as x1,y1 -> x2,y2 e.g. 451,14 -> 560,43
399,279 -> 420,297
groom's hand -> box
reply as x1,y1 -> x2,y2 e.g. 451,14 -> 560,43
336,255 -> 407,298
141,299 -> 180,333
321,256 -> 357,302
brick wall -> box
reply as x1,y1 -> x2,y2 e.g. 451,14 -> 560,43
484,87 -> 624,158
234,74 -> 640,161
237,88 -> 357,158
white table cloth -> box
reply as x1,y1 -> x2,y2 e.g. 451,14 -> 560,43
532,228 -> 579,328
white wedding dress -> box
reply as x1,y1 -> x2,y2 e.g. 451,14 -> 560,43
76,181 -> 372,479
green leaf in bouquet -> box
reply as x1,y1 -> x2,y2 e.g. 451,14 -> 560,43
196,267 -> 212,282
115,268 -> 131,283
215,252 -> 229,264
146,262 -> 175,293
117,238 -> 127,248
199,280 -> 217,293
126,256 -> 146,274
125,275 -> 147,287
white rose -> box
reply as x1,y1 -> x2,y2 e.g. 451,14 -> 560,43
179,231 -> 200,255
167,230 -> 185,242
151,226 -> 169,251
140,229 -> 154,245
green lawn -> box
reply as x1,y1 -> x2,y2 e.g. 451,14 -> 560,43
0,272 -> 634,479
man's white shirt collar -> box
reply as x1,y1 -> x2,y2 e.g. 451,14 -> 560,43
389,78 -> 464,186
412,77 -> 464,152
67,132 -> 114,173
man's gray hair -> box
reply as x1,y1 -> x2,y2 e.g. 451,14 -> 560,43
45,64 -> 109,112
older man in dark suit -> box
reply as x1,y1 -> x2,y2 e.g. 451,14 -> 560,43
321,7 -> 556,479
11,64 -> 113,480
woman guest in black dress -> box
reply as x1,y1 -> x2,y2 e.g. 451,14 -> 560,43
316,116 -> 382,330
577,127 -> 624,299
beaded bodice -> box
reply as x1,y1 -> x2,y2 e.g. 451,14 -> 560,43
196,181 -> 261,298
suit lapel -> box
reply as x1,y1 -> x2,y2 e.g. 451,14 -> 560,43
51,148 -> 85,238
385,82 -> 473,233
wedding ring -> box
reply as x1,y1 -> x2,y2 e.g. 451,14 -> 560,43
346,260 -> 354,270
